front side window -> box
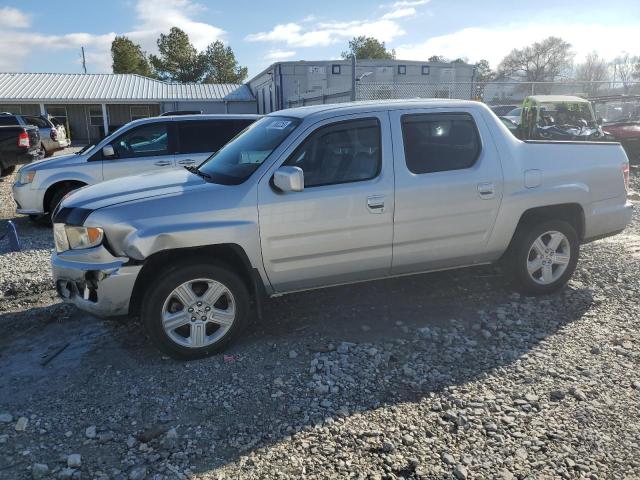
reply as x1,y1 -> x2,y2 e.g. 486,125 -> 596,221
112,122 -> 169,159
285,118 -> 381,187
198,116 -> 300,185
178,119 -> 255,154
401,113 -> 480,174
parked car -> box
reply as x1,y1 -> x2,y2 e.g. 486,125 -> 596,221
24,114 -> 70,157
503,107 -> 522,125
490,105 -> 519,117
12,114 -> 259,219
160,110 -> 203,116
0,124 -> 43,177
592,95 -> 640,163
49,100 -> 632,359
498,116 -> 519,135
519,95 -> 607,141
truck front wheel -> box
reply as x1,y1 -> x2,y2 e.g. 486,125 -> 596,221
506,219 -> 580,295
141,263 -> 250,360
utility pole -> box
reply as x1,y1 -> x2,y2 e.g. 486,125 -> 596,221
351,55 -> 357,102
81,47 -> 87,74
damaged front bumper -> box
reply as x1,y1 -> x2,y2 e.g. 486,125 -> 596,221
51,246 -> 141,317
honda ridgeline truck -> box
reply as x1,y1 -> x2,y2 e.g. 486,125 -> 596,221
51,100 -> 632,359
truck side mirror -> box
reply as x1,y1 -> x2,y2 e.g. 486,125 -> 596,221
273,166 -> 304,192
102,145 -> 115,157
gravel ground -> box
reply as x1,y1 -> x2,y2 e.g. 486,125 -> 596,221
1,161 -> 639,480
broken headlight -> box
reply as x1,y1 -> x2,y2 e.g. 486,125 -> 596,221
54,224 -> 104,253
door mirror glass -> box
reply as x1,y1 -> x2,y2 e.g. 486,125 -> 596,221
274,166 -> 304,192
102,145 -> 115,157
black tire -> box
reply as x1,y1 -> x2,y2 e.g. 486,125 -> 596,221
48,184 -> 81,222
506,219 -> 579,295
1,165 -> 15,177
141,262 -> 251,360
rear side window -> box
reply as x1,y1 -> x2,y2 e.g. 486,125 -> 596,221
0,116 -> 19,126
401,113 -> 480,174
178,119 -> 255,154
25,116 -> 49,128
285,118 -> 381,188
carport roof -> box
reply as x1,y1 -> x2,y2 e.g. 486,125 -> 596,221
0,73 -> 255,103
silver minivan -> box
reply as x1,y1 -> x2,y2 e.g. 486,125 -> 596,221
12,114 -> 259,219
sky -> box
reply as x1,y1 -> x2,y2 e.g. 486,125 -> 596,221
0,0 -> 639,80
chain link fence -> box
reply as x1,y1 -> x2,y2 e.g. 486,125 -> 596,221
355,81 -> 640,105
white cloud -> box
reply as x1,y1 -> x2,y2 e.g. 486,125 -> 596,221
0,1 -> 225,73
0,7 -> 31,29
381,7 -> 416,20
264,49 -> 297,61
389,0 -> 430,7
246,19 -> 405,47
395,22 -> 639,67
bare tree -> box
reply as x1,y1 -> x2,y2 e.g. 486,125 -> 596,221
612,53 -> 639,93
498,36 -> 574,82
575,51 -> 610,96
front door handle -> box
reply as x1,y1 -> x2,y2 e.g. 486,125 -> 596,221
477,182 -> 495,199
367,195 -> 385,213
154,160 -> 172,167
178,159 -> 196,165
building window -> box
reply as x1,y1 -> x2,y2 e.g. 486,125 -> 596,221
398,65 -> 407,75
130,105 -> 151,121
421,65 -> 430,75
332,64 -> 341,75
88,106 -> 104,127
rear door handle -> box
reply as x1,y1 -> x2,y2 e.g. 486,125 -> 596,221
178,159 -> 196,165
477,182 -> 495,199
154,160 -> 172,167
367,195 -> 385,213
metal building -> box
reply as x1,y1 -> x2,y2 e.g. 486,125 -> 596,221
248,59 -> 476,113
0,73 -> 256,143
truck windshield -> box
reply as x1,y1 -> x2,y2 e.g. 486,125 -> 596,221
198,116 -> 301,185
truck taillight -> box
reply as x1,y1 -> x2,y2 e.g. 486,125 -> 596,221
18,131 -> 29,148
50,128 -> 58,141
622,162 -> 630,192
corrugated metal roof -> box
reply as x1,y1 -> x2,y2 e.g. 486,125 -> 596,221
0,73 -> 254,102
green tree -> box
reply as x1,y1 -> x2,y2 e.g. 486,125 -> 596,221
498,36 -> 573,82
149,27 -> 206,83
341,36 -> 395,60
474,59 -> 494,82
202,41 -> 248,84
428,55 -> 447,62
111,36 -> 154,77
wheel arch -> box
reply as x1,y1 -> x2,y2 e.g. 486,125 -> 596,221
128,243 -> 264,319
502,203 -> 585,259
43,180 -> 87,213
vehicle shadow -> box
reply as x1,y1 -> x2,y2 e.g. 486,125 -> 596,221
0,267 -> 594,478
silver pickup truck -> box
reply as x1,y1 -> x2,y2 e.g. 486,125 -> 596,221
50,100 -> 632,359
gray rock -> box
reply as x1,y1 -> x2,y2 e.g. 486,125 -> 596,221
442,453 -> 456,465
0,412 -> 13,423
129,466 -> 147,480
453,464 -> 468,479
67,454 -> 81,468
32,463 -> 49,479
288,350 -> 298,359
571,387 -> 587,401
85,425 -> 97,438
14,416 -> 28,431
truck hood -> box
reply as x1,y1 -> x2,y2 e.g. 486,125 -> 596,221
59,168 -> 207,213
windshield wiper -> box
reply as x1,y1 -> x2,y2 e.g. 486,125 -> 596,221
184,165 -> 212,181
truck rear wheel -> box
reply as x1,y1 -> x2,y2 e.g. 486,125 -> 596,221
141,262 -> 250,360
506,219 -> 579,295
